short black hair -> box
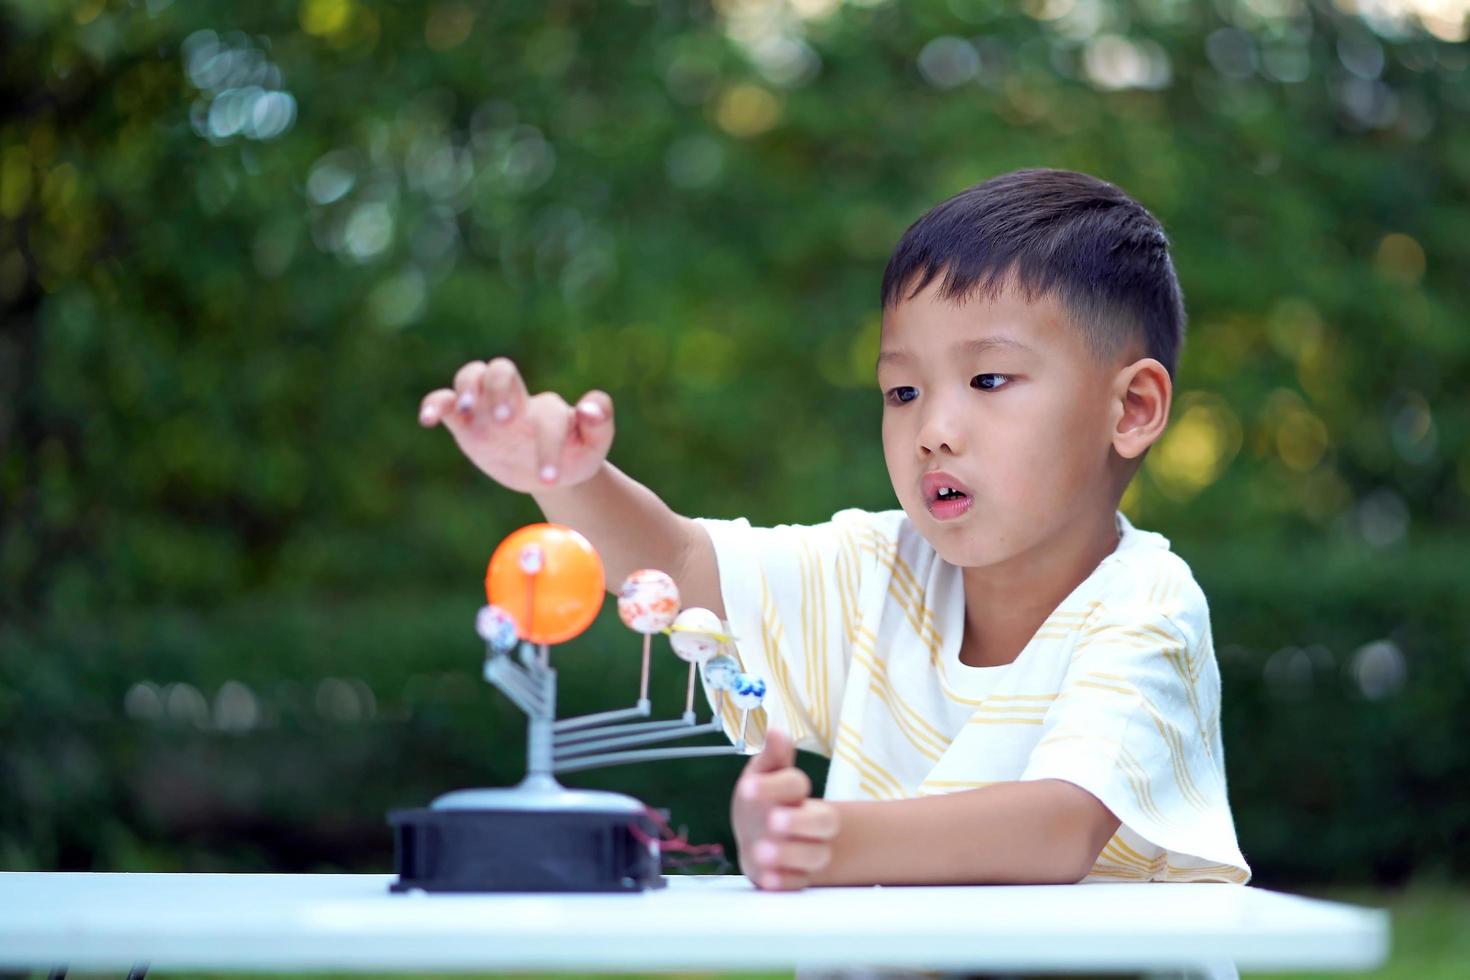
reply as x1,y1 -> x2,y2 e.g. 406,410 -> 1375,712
880,168 -> 1186,378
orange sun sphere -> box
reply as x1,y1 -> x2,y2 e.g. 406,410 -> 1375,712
484,523 -> 606,646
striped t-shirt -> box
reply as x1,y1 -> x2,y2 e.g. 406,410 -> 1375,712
692,507 -> 1251,884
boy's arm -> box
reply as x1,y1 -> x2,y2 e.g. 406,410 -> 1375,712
420,358 -> 722,617
533,460 -> 725,618
811,779 -> 1119,886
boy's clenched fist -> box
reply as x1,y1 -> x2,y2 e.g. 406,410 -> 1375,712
731,726 -> 841,891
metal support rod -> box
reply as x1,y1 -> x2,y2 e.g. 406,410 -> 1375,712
524,646 -> 556,778
639,632 -> 651,702
553,743 -> 745,773
554,716 -> 697,746
555,719 -> 725,758
485,658 -> 545,715
553,702 -> 651,732
488,672 -> 542,718
484,651 -> 539,692
485,654 -> 540,697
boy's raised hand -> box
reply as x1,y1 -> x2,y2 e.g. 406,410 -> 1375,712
731,726 -> 841,892
418,357 -> 614,493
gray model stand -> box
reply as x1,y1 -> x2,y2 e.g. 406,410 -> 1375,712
389,619 -> 754,893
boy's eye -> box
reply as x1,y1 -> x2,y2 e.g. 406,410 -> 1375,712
884,376 -> 1009,405
885,386 -> 918,405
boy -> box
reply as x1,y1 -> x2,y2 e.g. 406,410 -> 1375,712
418,168 -> 1251,892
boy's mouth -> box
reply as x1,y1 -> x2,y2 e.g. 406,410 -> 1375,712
920,470 -> 973,505
920,471 -> 973,520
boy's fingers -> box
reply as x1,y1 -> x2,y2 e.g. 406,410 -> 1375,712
753,868 -> 810,892
529,393 -> 574,483
453,361 -> 488,417
740,766 -> 811,805
419,389 -> 456,427
572,389 -> 613,432
768,800 -> 839,841
745,725 -> 794,774
570,387 -> 611,443
483,357 -> 530,424
755,837 -> 832,875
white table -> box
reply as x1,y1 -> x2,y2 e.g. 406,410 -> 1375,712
0,872 -> 1388,976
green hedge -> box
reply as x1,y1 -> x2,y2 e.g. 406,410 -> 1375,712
1,0 -> 1467,884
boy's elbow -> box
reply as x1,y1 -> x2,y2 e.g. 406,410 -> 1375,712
1058,823 -> 1118,883
1064,850 -> 1098,884
999,852 -> 1094,885
1049,782 -> 1119,883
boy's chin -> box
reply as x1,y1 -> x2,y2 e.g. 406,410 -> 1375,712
930,542 -> 1005,570
911,523 -> 1000,569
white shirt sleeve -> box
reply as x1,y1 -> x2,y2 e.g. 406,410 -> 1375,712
689,509 -> 877,757
1017,599 -> 1251,883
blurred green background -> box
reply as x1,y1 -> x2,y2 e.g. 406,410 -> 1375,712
1,0 -> 1466,930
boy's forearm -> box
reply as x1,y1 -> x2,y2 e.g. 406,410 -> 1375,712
531,460 -> 695,596
810,779 -> 1119,887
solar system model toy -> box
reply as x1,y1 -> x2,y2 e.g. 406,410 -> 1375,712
388,522 -> 767,894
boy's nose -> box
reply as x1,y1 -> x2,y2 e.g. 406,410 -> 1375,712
916,407 -> 964,456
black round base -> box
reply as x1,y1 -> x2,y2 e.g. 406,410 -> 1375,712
388,805 -> 666,893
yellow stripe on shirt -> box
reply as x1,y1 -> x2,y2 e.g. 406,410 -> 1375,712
834,721 -> 907,799
852,626 -> 953,748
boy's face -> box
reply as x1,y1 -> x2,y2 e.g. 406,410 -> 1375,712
877,279 -> 1132,570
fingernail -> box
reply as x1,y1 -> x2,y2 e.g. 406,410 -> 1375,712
457,392 -> 475,413
419,408 -> 435,425
493,403 -> 511,422
770,810 -> 790,833
579,402 -> 603,421
540,465 -> 558,483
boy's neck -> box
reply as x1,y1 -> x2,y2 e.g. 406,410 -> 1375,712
956,508 -> 1122,669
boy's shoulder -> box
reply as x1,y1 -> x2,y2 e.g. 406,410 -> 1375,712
1089,513 -> 1209,642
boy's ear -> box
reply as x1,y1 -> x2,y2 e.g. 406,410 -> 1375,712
1110,357 -> 1172,460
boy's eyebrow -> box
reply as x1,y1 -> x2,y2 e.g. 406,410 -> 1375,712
876,335 -> 1035,368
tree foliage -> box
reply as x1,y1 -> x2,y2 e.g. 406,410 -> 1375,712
1,0 -> 1467,883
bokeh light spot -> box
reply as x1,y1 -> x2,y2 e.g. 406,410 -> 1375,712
1145,392 -> 1242,500
674,328 -> 738,387
917,36 -> 980,89
715,84 -> 781,137
301,0 -> 354,39
1374,232 -> 1426,285
1272,396 -> 1331,472
1348,640 -> 1406,700
425,3 -> 476,51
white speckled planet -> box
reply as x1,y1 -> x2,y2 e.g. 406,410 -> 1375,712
475,605 -> 520,654
617,568 -> 680,705
667,605 -> 733,718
